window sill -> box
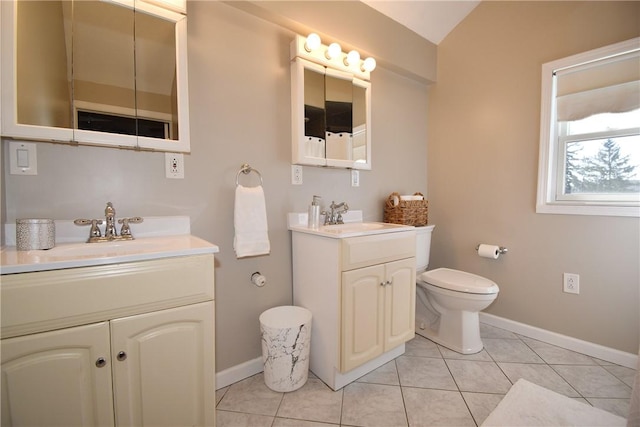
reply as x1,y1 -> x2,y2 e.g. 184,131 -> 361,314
536,202 -> 640,217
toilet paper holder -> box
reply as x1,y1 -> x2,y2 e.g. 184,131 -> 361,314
251,271 -> 267,287
475,244 -> 508,254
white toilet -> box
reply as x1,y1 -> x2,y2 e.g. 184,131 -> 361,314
415,225 -> 499,354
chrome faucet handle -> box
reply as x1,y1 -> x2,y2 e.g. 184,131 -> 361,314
119,216 -> 143,225
118,218 -> 131,236
74,219 -> 104,239
321,211 -> 330,225
118,217 -> 143,237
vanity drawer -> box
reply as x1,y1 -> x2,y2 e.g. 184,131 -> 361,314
341,231 -> 415,271
1,254 -> 215,339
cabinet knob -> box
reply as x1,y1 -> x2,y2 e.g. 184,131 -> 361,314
380,280 -> 392,286
95,357 -> 107,368
117,351 -> 127,361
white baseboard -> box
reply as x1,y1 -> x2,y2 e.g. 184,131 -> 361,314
215,315 -> 638,390
215,356 -> 263,390
480,313 -> 638,369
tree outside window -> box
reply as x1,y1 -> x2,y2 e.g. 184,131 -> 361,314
566,138 -> 639,195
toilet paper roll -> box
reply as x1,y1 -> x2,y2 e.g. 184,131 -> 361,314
478,244 -> 500,259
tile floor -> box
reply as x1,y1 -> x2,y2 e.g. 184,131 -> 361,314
215,323 -> 636,426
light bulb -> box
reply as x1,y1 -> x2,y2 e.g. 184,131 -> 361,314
362,57 -> 377,72
345,50 -> 360,67
305,33 -> 321,52
326,42 -> 342,60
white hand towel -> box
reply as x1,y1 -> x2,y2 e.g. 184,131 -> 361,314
234,185 -> 270,258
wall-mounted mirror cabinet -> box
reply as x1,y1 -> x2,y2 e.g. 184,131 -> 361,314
291,36 -> 372,170
0,0 -> 190,152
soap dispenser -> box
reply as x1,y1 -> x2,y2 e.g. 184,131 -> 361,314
308,195 -> 321,229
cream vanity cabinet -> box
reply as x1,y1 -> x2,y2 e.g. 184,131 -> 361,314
1,254 -> 215,427
291,228 -> 415,390
341,257 -> 416,372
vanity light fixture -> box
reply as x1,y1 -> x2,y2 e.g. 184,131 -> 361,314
344,50 -> 360,67
305,33 -> 321,52
296,33 -> 375,80
326,42 -> 342,60
362,57 -> 377,72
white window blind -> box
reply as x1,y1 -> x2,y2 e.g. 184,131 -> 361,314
555,52 -> 640,122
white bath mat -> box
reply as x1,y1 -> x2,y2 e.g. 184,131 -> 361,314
481,378 -> 626,426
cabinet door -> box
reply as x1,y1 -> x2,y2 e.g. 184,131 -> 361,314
1,322 -> 114,427
341,265 -> 385,372
110,301 -> 215,427
384,258 -> 416,351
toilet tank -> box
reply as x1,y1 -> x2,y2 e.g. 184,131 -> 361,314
416,224 -> 435,272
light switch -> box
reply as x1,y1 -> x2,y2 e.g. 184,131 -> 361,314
9,141 -> 38,175
17,149 -> 29,168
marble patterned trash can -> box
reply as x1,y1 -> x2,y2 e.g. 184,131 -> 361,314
259,306 -> 312,392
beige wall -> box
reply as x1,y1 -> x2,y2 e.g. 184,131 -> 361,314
1,1 -> 429,371
428,1 -> 640,353
229,0 -> 438,84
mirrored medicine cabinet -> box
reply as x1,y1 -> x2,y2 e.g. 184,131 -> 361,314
0,0 -> 190,152
291,50 -> 372,170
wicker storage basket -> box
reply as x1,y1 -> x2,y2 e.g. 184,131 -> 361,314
383,192 -> 428,226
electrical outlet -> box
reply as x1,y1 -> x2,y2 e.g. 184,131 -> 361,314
165,153 -> 184,179
351,170 -> 360,187
563,273 -> 580,294
292,165 -> 303,185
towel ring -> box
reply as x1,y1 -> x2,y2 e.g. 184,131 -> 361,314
236,163 -> 263,187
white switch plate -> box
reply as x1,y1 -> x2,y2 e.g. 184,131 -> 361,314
9,141 -> 38,175
165,153 -> 184,179
351,170 -> 360,187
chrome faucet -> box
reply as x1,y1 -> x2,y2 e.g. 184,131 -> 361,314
74,202 -> 143,243
323,201 -> 349,225
104,202 -> 117,239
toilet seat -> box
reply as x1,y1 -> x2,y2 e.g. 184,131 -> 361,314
418,268 -> 499,295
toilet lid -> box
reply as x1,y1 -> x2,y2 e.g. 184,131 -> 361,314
419,268 -> 499,294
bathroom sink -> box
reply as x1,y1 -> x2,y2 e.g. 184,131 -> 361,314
50,239 -> 159,257
1,235 -> 219,274
290,221 -> 414,238
287,211 -> 415,238
322,222 -> 394,234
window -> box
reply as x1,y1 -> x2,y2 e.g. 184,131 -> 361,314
537,38 -> 640,217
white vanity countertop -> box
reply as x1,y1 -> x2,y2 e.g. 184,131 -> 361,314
288,211 -> 414,238
2,216 -> 218,275
1,235 -> 219,275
